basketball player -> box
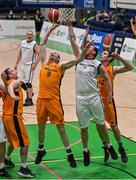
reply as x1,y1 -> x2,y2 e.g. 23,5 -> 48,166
68,21 -> 118,166
14,30 -> 40,106
1,68 -> 35,178
35,24 -> 92,168
0,84 -> 11,178
130,16 -> 136,38
97,50 -> 133,163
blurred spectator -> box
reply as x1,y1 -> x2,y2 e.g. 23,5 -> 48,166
130,16 -> 136,38
7,10 -> 16,20
96,11 -> 110,22
21,11 -> 30,20
34,9 -> 45,44
110,9 -> 125,25
80,15 -> 87,25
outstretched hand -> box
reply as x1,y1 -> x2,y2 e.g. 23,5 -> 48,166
50,23 -> 60,31
111,52 -> 120,60
65,19 -> 73,26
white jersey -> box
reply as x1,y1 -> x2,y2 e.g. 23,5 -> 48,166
75,59 -> 101,97
21,40 -> 36,65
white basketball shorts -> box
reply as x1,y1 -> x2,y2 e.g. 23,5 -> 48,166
76,95 -> 105,128
18,64 -> 34,83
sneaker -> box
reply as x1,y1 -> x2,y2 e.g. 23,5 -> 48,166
0,168 -> 12,178
35,150 -> 46,164
18,166 -> 35,178
5,158 -> 15,168
103,146 -> 110,162
119,146 -> 128,163
23,98 -> 33,106
67,154 -> 77,168
108,145 -> 118,160
83,151 -> 90,166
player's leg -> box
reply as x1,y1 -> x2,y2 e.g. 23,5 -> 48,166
35,123 -> 46,164
23,65 -> 34,106
0,117 -> 11,178
90,96 -> 118,162
5,143 -> 15,167
56,124 -> 77,168
2,115 -> 15,168
105,99 -> 128,163
111,125 -> 128,163
35,99 -> 47,164
48,99 -> 77,168
76,97 -> 91,166
0,142 -> 11,178
18,146 -> 35,178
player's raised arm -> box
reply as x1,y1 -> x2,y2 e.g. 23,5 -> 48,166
67,21 -> 81,58
61,39 -> 94,73
39,24 -> 59,63
81,26 -> 90,49
111,53 -> 133,75
40,24 -> 59,46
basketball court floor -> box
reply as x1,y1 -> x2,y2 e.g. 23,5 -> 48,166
0,38 -> 136,179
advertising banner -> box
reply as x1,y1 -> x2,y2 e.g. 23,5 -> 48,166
120,38 -> 136,61
110,35 -> 125,54
40,21 -> 85,47
0,20 -> 35,36
41,22 -> 114,54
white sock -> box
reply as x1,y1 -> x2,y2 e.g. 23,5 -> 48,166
0,163 -> 4,169
84,148 -> 88,152
5,156 -> 10,160
21,163 -> 27,168
107,144 -> 112,148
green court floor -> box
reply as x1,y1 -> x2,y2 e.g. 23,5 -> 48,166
3,122 -> 136,179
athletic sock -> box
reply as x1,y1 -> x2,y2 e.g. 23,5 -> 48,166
0,163 -> 4,169
5,156 -> 10,161
102,141 -> 107,146
118,142 -> 123,147
83,148 -> 89,152
66,147 -> 72,155
107,143 -> 112,148
38,144 -> 44,151
21,163 -> 27,168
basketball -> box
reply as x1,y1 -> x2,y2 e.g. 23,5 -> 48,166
48,9 -> 60,23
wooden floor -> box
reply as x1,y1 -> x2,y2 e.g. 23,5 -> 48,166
0,39 -> 136,141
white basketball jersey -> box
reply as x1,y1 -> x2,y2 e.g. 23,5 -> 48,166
75,59 -> 101,97
21,40 -> 36,65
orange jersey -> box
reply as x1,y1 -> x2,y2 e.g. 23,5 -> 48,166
38,62 -> 63,99
98,65 -> 115,98
3,80 -> 23,115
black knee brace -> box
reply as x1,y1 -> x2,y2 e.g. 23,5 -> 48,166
21,82 -> 27,91
26,83 -> 32,88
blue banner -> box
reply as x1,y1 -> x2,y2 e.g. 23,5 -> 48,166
87,31 -> 114,54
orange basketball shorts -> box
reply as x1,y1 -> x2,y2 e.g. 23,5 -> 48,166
36,98 -> 64,124
2,114 -> 30,148
102,98 -> 117,126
